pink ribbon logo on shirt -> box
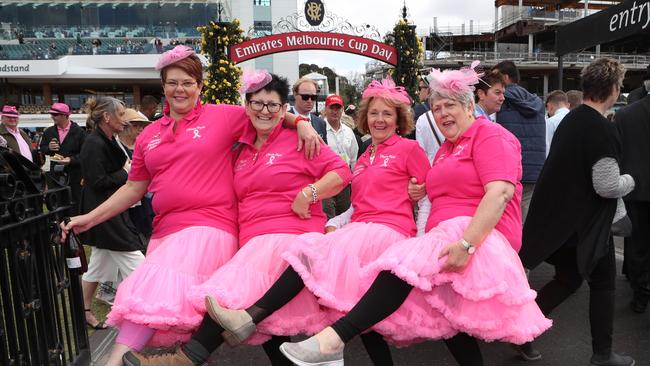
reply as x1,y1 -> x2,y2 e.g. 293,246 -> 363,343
265,153 -> 282,165
379,154 -> 396,167
186,125 -> 205,139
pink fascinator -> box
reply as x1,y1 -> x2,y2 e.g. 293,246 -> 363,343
425,60 -> 484,98
362,77 -> 412,105
240,69 -> 273,94
155,45 -> 195,70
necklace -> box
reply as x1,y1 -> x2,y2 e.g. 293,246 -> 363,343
369,144 -> 376,164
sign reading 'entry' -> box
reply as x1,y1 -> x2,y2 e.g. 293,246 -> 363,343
230,31 -> 397,65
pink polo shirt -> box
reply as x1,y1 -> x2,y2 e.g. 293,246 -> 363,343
351,134 -> 430,237
235,122 -> 351,246
426,116 -> 523,251
57,121 -> 71,142
129,101 -> 247,239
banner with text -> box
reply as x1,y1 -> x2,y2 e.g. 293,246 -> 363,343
230,31 -> 397,65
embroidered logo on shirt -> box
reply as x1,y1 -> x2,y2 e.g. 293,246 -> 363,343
379,154 -> 396,167
453,144 -> 466,156
146,132 -> 162,151
265,153 -> 282,165
186,125 -> 206,139
235,158 -> 249,172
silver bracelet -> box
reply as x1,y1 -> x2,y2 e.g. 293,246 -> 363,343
307,184 -> 318,204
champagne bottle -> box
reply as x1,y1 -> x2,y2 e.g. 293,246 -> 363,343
62,217 -> 88,274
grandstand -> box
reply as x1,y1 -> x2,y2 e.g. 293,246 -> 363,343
0,0 -> 299,115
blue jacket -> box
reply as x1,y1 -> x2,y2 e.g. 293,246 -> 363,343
496,84 -> 546,183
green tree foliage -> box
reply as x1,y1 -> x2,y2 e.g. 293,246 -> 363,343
198,19 -> 247,104
385,19 -> 423,102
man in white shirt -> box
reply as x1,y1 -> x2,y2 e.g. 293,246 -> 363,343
545,90 -> 571,157
415,103 -> 445,164
322,94 -> 358,219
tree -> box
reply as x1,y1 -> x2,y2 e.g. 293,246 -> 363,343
385,18 -> 423,102
198,19 -> 247,105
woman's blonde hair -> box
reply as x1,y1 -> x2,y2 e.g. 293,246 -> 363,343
84,96 -> 124,130
357,96 -> 414,136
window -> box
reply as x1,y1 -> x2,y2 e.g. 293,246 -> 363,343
254,0 -> 271,6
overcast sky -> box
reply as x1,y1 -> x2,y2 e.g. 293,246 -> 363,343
295,0 -> 496,76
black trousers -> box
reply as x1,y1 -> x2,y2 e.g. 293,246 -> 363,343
623,201 -> 650,301
535,237 -> 616,355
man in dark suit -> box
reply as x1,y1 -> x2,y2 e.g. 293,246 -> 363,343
40,102 -> 87,214
617,80 -> 650,314
287,77 -> 327,144
627,64 -> 650,105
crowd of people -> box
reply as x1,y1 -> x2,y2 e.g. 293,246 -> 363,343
2,45 -> 649,366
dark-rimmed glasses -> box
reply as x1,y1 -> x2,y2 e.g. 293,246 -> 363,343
248,100 -> 283,113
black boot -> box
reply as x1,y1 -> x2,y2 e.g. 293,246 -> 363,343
589,352 -> 635,366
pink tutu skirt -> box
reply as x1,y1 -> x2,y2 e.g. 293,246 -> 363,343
107,226 -> 238,347
361,216 -> 552,346
282,222 -> 407,316
188,233 -> 329,345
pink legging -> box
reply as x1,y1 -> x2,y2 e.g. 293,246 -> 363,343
115,321 -> 156,351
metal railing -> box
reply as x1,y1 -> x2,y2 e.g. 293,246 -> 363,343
424,51 -> 650,68
0,147 -> 89,366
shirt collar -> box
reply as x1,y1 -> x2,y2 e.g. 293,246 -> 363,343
57,121 -> 71,131
160,98 -> 203,127
378,133 -> 400,146
238,119 -> 284,147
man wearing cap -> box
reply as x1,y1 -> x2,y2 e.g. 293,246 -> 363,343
287,77 -> 328,143
0,105 -> 38,163
322,94 -> 358,219
627,64 -> 650,105
40,102 -> 87,214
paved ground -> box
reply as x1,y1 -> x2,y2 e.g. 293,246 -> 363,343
91,238 -> 649,365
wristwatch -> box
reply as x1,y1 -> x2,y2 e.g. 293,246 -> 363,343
459,238 -> 476,255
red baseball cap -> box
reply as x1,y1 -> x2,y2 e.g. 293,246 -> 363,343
325,94 -> 343,107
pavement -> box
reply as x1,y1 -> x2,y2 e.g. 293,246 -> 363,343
90,237 -> 649,366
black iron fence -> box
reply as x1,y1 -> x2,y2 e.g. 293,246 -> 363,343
1,146 -> 90,366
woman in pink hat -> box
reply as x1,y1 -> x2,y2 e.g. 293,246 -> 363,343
123,76 -> 432,366
276,62 -> 551,366
61,46 -> 321,366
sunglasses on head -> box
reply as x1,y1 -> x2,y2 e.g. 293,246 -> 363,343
299,94 -> 318,101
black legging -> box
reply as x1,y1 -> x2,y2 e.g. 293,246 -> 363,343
189,316 -> 293,366
330,271 -> 483,366
249,267 -> 395,365
534,237 -> 616,355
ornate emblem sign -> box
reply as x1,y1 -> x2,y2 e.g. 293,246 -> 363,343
231,1 -> 397,66
304,0 -> 325,27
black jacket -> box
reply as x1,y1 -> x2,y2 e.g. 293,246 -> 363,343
519,105 -> 618,277
40,121 -> 86,212
617,94 -> 650,202
79,128 -> 143,251
287,106 -> 328,144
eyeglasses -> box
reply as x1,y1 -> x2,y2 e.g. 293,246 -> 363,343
419,85 -> 429,90
299,94 -> 318,101
248,100 -> 283,113
164,80 -> 197,90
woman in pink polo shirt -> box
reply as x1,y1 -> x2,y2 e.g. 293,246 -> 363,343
122,71 -> 352,366
160,77 -> 429,366
278,63 -> 552,366
61,47 -> 321,366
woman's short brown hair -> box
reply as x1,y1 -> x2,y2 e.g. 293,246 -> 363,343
581,58 -> 625,103
357,96 -> 414,136
160,54 -> 203,85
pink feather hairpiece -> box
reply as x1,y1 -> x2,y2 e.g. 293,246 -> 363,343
361,77 -> 411,105
425,60 -> 484,97
240,69 -> 273,94
155,45 -> 196,70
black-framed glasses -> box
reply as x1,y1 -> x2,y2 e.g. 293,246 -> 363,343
248,100 -> 283,113
299,94 -> 318,101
